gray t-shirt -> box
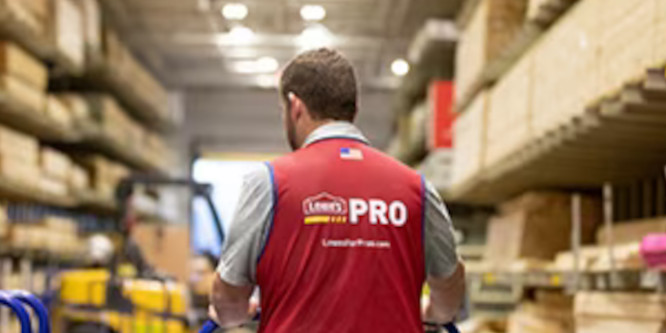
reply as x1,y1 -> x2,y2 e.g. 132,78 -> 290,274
217,122 -> 459,286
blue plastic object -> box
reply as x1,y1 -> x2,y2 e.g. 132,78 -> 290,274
11,290 -> 51,333
199,320 -> 460,333
0,291 -> 33,333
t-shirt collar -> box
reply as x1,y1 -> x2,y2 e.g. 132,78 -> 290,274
302,121 -> 370,148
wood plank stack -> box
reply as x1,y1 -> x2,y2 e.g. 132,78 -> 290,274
455,0 -> 528,106
0,41 -> 46,111
531,0 -> 601,137
451,90 -> 488,186
102,28 -> 169,120
0,0 -> 50,36
453,0 -> 666,191
575,292 -> 666,333
0,202 -> 6,238
39,147 -> 71,196
0,124 -> 40,187
80,154 -> 130,200
85,94 -> 144,147
486,49 -> 534,167
484,191 -> 601,264
508,292 -> 574,333
51,0 -> 84,68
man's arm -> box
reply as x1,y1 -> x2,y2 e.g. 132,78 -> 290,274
209,277 -> 253,327
422,179 -> 466,323
209,165 -> 273,327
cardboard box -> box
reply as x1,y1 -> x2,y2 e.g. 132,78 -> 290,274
484,192 -> 602,264
133,223 -> 191,282
0,74 -> 45,113
75,0 -> 102,56
39,174 -> 68,196
0,124 -> 39,163
53,0 -> 84,68
508,293 -> 573,333
0,156 -> 39,187
40,147 -> 72,181
0,41 -> 48,89
575,292 -> 666,333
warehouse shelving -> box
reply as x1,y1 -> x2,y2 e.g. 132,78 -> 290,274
450,67 -> 666,204
454,0 -> 578,112
50,52 -> 174,132
0,92 -> 79,142
0,2 -> 82,75
0,176 -> 76,208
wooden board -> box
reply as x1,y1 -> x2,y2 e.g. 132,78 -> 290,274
455,0 -> 528,106
452,90 -> 488,187
596,217 -> 666,245
484,191 -> 601,264
485,48 -> 534,167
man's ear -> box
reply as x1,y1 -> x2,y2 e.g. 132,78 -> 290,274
288,92 -> 305,121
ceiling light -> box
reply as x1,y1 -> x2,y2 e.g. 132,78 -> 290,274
222,3 -> 248,20
391,58 -> 409,76
228,25 -> 254,44
300,5 -> 326,21
298,24 -> 333,50
233,57 -> 279,74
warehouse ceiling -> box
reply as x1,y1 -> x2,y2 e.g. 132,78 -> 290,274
104,0 -> 462,90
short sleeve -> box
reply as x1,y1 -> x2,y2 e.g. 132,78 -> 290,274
216,164 -> 274,286
423,179 -> 459,278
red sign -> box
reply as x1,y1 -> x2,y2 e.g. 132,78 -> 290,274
428,81 -> 455,149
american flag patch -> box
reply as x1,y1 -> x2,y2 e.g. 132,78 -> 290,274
340,147 -> 363,160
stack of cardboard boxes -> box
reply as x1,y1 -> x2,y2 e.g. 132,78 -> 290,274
39,147 -> 72,197
82,154 -> 130,200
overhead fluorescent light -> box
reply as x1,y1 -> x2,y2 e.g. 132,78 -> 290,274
227,25 -> 255,44
300,5 -> 326,21
232,57 -> 279,74
391,58 -> 409,76
222,3 -> 248,20
298,24 -> 333,50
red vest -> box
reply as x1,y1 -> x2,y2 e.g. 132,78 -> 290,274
257,138 -> 425,333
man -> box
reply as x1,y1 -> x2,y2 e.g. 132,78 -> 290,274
210,48 -> 465,332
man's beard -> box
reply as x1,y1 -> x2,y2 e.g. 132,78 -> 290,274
286,117 -> 299,151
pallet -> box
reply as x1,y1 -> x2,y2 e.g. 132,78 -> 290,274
450,68 -> 666,204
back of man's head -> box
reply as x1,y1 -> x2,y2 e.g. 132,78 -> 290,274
280,48 -> 358,122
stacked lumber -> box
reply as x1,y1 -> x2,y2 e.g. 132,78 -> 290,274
531,0 -> 601,137
0,124 -> 40,187
103,28 -> 169,120
484,191 -> 601,264
455,0 -> 528,105
0,0 -> 50,36
508,292 -> 573,333
51,0 -> 84,68
451,90 -> 488,186
575,292 -> 666,333
39,147 -> 71,197
7,216 -> 84,255
596,217 -> 666,245
485,49 -> 534,167
45,94 -> 74,129
0,41 -> 46,111
80,154 -> 130,200
0,202 -> 6,238
85,94 -> 144,147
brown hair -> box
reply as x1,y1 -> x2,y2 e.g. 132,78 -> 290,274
279,48 -> 358,122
